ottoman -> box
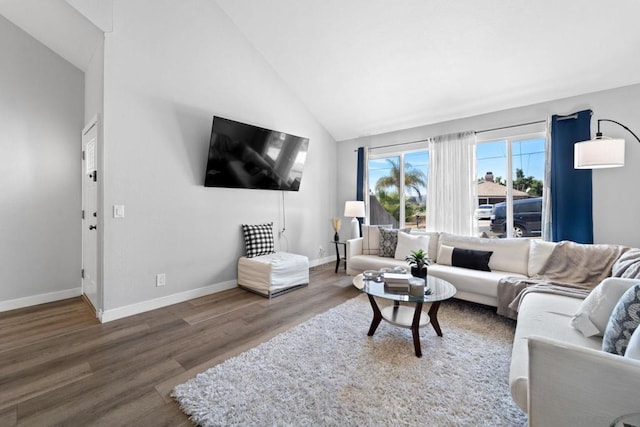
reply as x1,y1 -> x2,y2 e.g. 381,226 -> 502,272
237,252 -> 309,298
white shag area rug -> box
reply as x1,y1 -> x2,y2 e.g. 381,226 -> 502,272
172,295 -> 527,426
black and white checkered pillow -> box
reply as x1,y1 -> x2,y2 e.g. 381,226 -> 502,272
242,222 -> 275,258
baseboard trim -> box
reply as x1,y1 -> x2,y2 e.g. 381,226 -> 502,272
310,256 -> 334,267
99,280 -> 237,323
0,287 -> 82,313
1,263 -> 332,321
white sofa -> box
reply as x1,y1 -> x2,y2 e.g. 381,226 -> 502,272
347,226 -> 640,424
512,279 -> 640,426
346,226 -> 549,307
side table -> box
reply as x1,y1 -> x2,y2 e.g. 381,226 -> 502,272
333,241 -> 346,273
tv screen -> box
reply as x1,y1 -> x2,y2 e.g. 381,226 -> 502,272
204,116 -> 309,191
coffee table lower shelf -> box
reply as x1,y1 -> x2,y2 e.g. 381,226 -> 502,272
380,305 -> 430,328
366,295 -> 444,358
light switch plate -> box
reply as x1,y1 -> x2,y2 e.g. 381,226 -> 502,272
113,205 -> 125,218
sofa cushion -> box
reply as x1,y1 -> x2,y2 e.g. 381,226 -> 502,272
603,284 -> 640,355
572,278 -> 639,337
410,231 -> 440,263
509,292 -> 602,411
394,232 -> 430,261
428,264 -> 524,299
439,233 -> 530,275
348,254 -> 408,272
361,224 -> 391,255
241,222 -> 275,258
528,239 -> 556,277
379,228 -> 407,258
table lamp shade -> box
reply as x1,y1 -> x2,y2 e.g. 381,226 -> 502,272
344,201 -> 365,239
344,201 -> 365,218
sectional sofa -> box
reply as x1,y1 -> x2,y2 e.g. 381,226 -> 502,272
346,226 -> 539,307
346,225 -> 640,425
512,279 -> 640,426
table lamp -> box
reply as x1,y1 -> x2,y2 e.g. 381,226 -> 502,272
344,201 -> 365,240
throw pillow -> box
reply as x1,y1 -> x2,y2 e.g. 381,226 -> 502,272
625,324 -> 640,360
613,248 -> 640,279
378,228 -> 408,258
452,248 -> 493,272
602,284 -> 640,355
571,278 -> 640,337
436,245 -> 493,271
394,232 -> 430,261
437,244 -> 454,266
241,222 -> 275,258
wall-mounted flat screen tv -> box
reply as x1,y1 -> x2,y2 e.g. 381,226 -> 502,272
204,116 -> 310,191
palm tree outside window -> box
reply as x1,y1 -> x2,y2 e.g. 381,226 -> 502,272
367,150 -> 428,230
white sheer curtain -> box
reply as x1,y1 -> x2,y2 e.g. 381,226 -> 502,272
426,131 -> 477,235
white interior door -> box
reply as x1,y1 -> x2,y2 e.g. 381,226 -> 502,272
82,118 -> 100,314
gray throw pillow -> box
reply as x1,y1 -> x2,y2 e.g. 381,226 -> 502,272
378,228 -> 408,258
602,284 -> 640,355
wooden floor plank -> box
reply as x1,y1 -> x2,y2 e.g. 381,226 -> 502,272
0,362 -> 93,412
0,407 -> 17,427
0,264 -> 357,426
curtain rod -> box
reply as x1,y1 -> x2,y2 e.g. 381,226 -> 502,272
356,118 -> 553,152
360,138 -> 430,151
475,119 -> 547,134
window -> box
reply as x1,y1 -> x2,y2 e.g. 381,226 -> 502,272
367,150 -> 429,230
477,134 -> 546,238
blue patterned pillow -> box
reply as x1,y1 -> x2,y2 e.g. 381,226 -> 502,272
242,223 -> 275,258
602,284 -> 640,355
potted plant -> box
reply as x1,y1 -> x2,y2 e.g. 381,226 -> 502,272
405,249 -> 431,279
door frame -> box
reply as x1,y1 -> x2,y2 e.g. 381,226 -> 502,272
81,115 -> 104,320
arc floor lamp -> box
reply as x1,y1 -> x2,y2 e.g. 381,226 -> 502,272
575,119 -> 640,169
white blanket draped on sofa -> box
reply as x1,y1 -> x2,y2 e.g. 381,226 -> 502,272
497,241 -> 629,319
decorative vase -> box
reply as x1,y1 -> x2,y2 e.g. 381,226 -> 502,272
411,266 -> 427,279
334,232 -> 340,242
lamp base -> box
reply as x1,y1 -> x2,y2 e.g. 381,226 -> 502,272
350,217 -> 360,240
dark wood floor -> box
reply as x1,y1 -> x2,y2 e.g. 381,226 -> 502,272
0,264 -> 359,426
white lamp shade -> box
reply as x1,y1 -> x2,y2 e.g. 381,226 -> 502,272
574,138 -> 625,169
344,201 -> 365,218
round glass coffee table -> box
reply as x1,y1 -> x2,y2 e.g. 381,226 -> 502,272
353,273 -> 456,357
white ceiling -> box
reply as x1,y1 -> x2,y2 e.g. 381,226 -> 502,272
3,0 -> 640,141
0,0 -> 103,71
217,0 -> 640,141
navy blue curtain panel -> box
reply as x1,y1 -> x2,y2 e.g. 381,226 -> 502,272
356,147 -> 365,229
356,147 -> 365,202
551,110 -> 593,243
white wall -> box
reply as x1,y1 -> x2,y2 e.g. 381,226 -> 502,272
99,0 -> 337,313
84,38 -> 104,124
338,84 -> 640,248
0,15 -> 84,308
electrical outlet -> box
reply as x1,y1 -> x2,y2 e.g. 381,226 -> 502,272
318,245 -> 325,257
156,273 -> 166,287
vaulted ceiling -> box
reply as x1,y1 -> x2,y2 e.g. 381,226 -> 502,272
3,0 -> 640,141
